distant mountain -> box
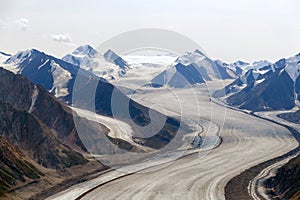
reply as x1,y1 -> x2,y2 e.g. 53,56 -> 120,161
150,49 -> 239,88
175,49 -> 236,80
62,45 -> 129,80
213,65 -> 274,98
151,63 -> 206,88
4,49 -> 80,100
214,53 -> 300,111
103,49 -> 129,70
236,60 -> 272,71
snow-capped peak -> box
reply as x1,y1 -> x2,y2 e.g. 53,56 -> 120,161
175,49 -> 206,66
285,63 -> 300,82
72,45 -> 98,57
4,49 -> 40,65
231,60 -> 249,68
104,49 -> 129,70
239,60 -> 272,71
193,49 -> 207,57
104,49 -> 120,62
286,52 -> 300,63
283,53 -> 300,82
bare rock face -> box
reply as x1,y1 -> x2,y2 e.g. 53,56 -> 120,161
0,67 -> 94,196
0,67 -> 87,152
0,136 -> 43,196
0,100 -> 87,169
278,110 -> 300,124
0,68 -> 92,187
264,155 -> 300,200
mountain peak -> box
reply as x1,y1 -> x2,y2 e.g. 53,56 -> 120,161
72,45 -> 98,56
194,49 -> 207,57
5,49 -> 35,64
104,49 -> 129,69
5,49 -> 50,66
233,60 -> 249,66
104,49 -> 118,60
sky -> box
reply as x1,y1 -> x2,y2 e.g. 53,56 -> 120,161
0,0 -> 299,63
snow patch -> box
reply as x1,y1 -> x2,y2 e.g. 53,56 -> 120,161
255,78 -> 265,84
5,50 -> 32,65
38,59 -> 49,70
285,62 -> 300,82
28,86 -> 38,113
49,60 -> 71,98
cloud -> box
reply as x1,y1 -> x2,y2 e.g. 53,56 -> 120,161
15,18 -> 30,31
50,34 -> 73,44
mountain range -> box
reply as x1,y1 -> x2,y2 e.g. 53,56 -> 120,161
150,49 -> 240,87
1,44 -> 300,198
0,47 -> 183,147
214,53 -> 300,111
0,48 -> 182,198
62,45 -> 129,80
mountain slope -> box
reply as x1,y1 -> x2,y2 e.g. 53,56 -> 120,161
278,110 -> 300,124
104,49 -> 129,70
227,69 -> 295,111
62,45 -> 129,80
0,67 -> 87,151
215,53 -> 300,111
264,154 -> 300,200
4,49 -> 78,100
0,136 -> 43,197
0,67 -> 88,168
151,63 -> 205,88
150,49 -> 238,88
0,100 -> 87,169
2,49 -> 182,150
213,67 -> 274,98
0,67 -> 116,198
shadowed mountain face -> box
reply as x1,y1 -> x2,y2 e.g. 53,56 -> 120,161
150,50 -> 238,88
151,63 -> 205,88
103,49 -> 129,70
227,70 -> 295,111
0,67 -> 87,152
0,68 -> 88,169
214,53 -> 300,111
278,110 -> 300,124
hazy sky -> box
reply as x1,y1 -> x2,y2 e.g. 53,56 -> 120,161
0,0 -> 299,63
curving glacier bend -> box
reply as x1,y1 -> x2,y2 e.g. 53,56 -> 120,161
46,82 -> 297,200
